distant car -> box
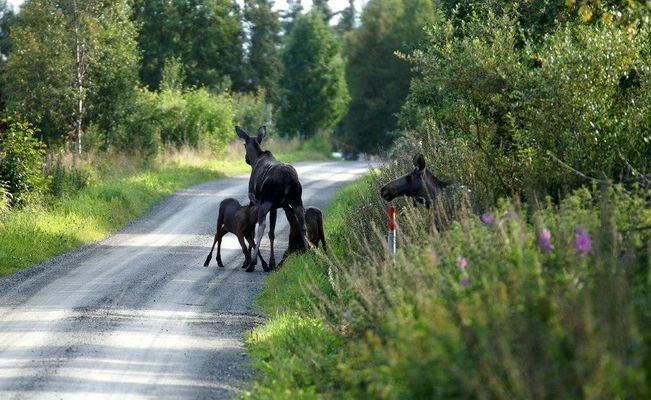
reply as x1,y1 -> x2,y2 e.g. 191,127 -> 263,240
331,151 -> 343,160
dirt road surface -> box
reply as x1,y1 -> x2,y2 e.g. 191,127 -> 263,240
0,161 -> 372,399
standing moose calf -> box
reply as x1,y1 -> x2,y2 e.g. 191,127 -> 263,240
203,198 -> 268,270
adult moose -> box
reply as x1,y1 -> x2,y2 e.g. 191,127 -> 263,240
380,153 -> 451,208
236,125 -> 307,272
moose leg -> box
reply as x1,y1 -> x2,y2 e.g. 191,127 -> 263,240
319,219 -> 328,253
236,234 -> 250,269
293,204 -> 308,252
203,232 -> 219,267
246,233 -> 268,270
216,229 -> 226,268
268,208 -> 277,271
247,202 -> 272,273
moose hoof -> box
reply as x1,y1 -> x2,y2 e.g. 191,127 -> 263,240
217,263 -> 225,268
245,264 -> 255,273
262,263 -> 271,272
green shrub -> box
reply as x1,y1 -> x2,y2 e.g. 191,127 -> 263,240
184,88 -> 233,150
114,86 -> 234,157
401,5 -> 651,202
0,121 -> 46,206
46,155 -> 97,198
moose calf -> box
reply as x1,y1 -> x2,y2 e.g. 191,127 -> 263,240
204,198 -> 268,270
279,206 -> 327,267
305,207 -> 327,252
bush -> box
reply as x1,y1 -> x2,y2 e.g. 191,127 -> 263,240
401,5 -> 651,202
114,87 -> 234,157
45,154 -> 97,198
0,121 -> 46,206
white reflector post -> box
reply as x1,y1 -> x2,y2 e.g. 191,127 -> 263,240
387,205 -> 397,256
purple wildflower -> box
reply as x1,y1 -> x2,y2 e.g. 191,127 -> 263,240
460,276 -> 471,286
537,228 -> 553,252
574,227 -> 592,254
480,213 -> 494,225
456,256 -> 468,269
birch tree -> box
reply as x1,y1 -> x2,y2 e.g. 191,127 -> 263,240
4,0 -> 139,152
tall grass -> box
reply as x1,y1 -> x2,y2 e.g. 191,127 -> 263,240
244,164 -> 651,399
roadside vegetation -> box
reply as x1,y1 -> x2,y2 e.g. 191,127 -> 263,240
245,168 -> 651,399
244,1 -> 651,399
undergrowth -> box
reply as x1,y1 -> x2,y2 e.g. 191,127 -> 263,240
244,165 -> 651,399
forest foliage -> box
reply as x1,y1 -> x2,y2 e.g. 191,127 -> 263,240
0,0 -> 354,208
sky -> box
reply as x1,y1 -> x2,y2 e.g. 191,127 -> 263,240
6,0 -> 362,14
7,0 -> 21,10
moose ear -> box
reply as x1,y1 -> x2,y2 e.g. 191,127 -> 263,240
413,153 -> 426,171
236,126 -> 250,142
256,125 -> 267,143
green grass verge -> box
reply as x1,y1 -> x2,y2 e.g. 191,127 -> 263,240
243,178 -> 370,399
0,159 -> 247,276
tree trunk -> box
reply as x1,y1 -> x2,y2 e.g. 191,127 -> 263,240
73,0 -> 83,155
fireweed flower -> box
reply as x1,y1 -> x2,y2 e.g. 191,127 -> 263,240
456,256 -> 468,269
538,228 -> 553,252
575,227 -> 592,254
460,275 -> 471,286
480,213 -> 494,225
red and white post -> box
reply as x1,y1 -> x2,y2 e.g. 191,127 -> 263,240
387,205 -> 397,256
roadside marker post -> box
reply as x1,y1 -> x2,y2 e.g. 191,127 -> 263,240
387,205 -> 397,256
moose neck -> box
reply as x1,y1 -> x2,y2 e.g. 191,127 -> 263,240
248,141 -> 266,166
250,144 -> 275,168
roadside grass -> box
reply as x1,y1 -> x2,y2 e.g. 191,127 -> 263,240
0,152 -> 248,276
243,178 -> 371,399
244,167 -> 651,398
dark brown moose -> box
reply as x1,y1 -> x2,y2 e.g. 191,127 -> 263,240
279,206 -> 327,267
380,153 -> 451,208
203,198 -> 268,270
305,207 -> 327,252
236,125 -> 307,272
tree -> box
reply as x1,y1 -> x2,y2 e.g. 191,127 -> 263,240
0,1 -> 16,112
339,0 -> 439,154
277,10 -> 349,138
336,0 -> 356,34
312,0 -> 332,22
281,0 -> 303,35
4,0 -> 140,152
133,0 -> 245,91
244,0 -> 282,104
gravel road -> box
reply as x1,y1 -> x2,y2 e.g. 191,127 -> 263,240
0,160 -> 372,399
